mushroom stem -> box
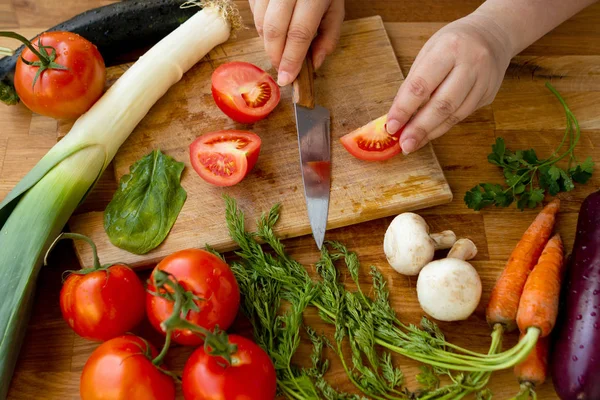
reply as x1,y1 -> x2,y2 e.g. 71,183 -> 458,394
448,239 -> 478,261
430,230 -> 457,250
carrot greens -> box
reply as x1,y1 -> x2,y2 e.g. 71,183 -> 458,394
220,196 -> 545,399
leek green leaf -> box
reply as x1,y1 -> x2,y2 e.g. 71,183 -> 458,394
104,149 -> 186,255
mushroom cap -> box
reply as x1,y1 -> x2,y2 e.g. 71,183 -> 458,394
383,213 -> 435,276
416,258 -> 482,322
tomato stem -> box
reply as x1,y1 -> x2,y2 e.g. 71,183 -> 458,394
152,330 -> 172,367
44,233 -> 120,282
0,31 -> 69,89
0,31 -> 48,62
151,270 -> 239,367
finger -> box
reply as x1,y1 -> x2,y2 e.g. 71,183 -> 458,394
399,65 -> 476,153
405,77 -> 489,154
252,0 -> 269,37
385,51 -> 454,135
277,0 -> 329,86
311,0 -> 344,70
262,0 -> 296,69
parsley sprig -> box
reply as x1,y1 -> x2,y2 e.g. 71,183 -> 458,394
465,82 -> 594,211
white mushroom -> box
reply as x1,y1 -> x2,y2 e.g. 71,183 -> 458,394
383,213 -> 457,276
416,239 -> 482,322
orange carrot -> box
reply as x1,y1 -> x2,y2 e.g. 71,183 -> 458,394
516,233 -> 565,336
486,199 -> 560,332
513,333 -> 550,397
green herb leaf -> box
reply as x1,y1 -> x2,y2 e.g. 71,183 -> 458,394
517,188 -> 545,210
570,157 -> 595,184
487,138 -> 506,167
104,149 -> 187,255
416,366 -> 439,390
522,149 -> 539,165
0,81 -> 19,105
464,83 -> 594,210
464,184 -> 513,210
558,168 -> 575,192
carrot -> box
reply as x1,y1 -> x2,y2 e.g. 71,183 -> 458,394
516,233 -> 565,336
511,333 -> 550,400
486,199 -> 560,332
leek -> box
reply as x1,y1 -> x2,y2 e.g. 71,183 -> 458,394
0,2 -> 239,396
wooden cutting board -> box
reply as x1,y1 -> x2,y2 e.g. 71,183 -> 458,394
61,16 -> 452,269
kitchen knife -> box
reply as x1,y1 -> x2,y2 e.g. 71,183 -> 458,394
292,53 -> 331,250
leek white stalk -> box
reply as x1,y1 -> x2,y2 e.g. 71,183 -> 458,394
0,2 -> 238,396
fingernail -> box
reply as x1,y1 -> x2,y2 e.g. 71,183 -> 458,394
313,53 -> 326,70
401,138 -> 417,155
277,71 -> 292,86
386,119 -> 401,134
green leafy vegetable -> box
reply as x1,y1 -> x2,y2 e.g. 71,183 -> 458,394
104,149 -> 186,254
221,196 -> 516,400
465,82 -> 594,211
0,81 -> 19,105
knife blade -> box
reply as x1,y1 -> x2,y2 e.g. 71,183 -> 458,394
292,53 -> 331,250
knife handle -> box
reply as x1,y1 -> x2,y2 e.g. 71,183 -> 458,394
292,52 -> 315,109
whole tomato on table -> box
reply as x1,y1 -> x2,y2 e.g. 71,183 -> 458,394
60,263 -> 146,341
3,30 -> 106,119
51,233 -> 146,341
146,248 -> 241,346
182,334 -> 277,400
80,335 -> 175,400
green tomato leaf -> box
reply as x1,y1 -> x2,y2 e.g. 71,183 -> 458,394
104,149 -> 187,255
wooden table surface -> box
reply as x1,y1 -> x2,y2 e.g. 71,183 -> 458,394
2,1 -> 600,399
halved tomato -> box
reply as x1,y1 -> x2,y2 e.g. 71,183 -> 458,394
211,62 -> 280,124
190,130 -> 261,187
340,114 -> 404,161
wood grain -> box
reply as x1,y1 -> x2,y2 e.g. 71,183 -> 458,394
64,17 -> 452,270
3,1 -> 600,399
292,54 -> 315,109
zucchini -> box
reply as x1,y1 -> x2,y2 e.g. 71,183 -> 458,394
0,0 -> 198,105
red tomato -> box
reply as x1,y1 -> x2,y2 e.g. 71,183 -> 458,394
211,61 -> 280,123
80,335 -> 175,400
340,114 -> 404,161
146,249 -> 240,346
189,130 -> 261,187
60,264 -> 146,341
182,334 -> 277,400
14,31 -> 106,120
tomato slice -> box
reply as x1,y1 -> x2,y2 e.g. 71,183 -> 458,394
190,130 -> 261,187
211,62 -> 280,124
340,114 -> 404,161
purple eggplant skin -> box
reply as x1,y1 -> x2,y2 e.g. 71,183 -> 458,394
551,190 -> 600,399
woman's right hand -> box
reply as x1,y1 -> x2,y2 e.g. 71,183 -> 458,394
249,0 -> 345,86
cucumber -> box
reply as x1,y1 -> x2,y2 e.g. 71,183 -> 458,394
0,0 -> 198,105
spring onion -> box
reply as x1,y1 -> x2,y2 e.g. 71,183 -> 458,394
0,2 -> 240,396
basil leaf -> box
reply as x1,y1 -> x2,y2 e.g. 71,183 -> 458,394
104,149 -> 187,255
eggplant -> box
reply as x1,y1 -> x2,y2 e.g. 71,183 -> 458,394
551,190 -> 600,399
0,0 -> 198,105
